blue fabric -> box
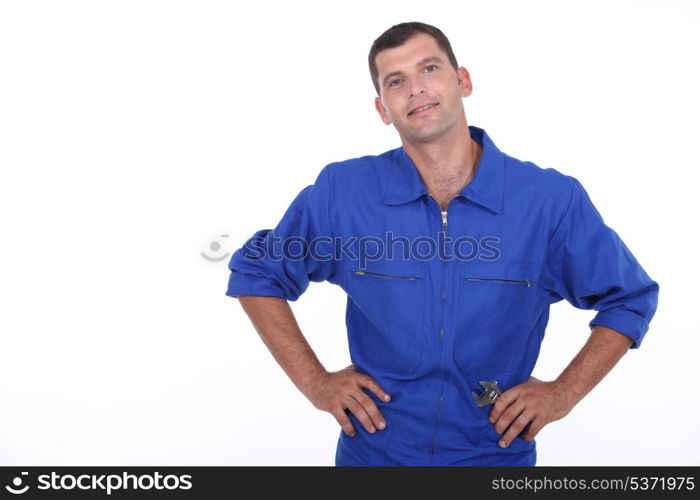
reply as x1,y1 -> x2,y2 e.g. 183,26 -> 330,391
225,125 -> 659,466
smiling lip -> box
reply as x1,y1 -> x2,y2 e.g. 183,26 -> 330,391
408,103 -> 439,116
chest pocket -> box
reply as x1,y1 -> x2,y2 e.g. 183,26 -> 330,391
453,261 -> 539,378
346,260 -> 426,375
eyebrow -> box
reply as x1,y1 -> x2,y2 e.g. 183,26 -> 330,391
381,56 -> 444,88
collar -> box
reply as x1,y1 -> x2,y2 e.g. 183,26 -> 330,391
381,125 -> 505,214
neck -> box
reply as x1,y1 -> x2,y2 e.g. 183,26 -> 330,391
402,119 -> 482,210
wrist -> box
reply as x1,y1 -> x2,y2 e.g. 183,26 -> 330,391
551,378 -> 578,410
299,366 -> 329,397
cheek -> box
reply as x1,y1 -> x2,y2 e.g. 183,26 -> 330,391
384,104 -> 403,122
381,105 -> 395,122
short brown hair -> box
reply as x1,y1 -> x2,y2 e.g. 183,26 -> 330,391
368,22 -> 459,96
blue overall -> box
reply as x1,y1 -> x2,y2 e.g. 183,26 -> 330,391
225,125 -> 659,466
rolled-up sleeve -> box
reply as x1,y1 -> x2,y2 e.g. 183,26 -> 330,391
541,175 -> 659,349
225,165 -> 337,301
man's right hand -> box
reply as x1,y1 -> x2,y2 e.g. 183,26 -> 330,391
305,364 -> 391,437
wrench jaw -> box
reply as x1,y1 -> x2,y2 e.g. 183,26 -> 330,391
471,380 -> 502,407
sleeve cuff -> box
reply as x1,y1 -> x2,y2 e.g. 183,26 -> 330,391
225,270 -> 292,300
588,308 -> 651,349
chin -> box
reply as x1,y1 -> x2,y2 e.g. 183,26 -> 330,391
410,125 -> 447,143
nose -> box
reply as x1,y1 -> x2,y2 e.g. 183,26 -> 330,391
408,76 -> 427,97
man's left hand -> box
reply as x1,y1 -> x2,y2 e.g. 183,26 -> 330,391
488,376 -> 573,448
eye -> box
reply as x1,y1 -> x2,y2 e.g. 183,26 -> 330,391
388,78 -> 402,88
425,64 -> 438,72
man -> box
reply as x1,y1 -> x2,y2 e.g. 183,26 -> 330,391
225,22 -> 659,466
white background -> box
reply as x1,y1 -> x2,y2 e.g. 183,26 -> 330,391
1,0 -> 698,466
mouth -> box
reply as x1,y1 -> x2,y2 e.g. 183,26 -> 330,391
408,102 -> 439,116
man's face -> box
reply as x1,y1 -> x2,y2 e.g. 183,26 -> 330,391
374,33 -> 473,144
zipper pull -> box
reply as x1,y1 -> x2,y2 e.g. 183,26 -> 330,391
441,210 -> 448,229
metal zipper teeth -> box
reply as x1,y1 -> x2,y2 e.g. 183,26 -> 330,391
465,277 -> 532,287
428,197 -> 449,458
432,395 -> 444,454
353,270 -> 420,280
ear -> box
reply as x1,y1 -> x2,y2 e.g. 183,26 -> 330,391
457,67 -> 473,98
375,97 -> 392,125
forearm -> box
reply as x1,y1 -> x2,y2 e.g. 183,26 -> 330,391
236,295 -> 326,396
554,324 -> 634,408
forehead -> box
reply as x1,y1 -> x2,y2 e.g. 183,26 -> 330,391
375,33 -> 447,75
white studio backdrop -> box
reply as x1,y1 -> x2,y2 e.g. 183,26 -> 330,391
0,0 -> 697,465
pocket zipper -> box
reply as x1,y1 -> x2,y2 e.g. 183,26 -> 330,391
465,277 -> 532,287
354,270 -> 421,280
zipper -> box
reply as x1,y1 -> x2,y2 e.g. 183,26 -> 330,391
464,277 -> 532,287
431,395 -> 444,454
429,195 -> 449,460
353,270 -> 420,280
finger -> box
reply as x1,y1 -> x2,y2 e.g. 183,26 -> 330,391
353,390 -> 387,431
332,407 -> 357,437
359,374 -> 392,403
346,395 -> 377,434
489,387 -> 518,423
493,399 -> 525,435
522,417 -> 544,441
499,411 -> 532,448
